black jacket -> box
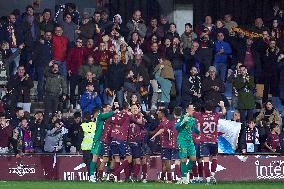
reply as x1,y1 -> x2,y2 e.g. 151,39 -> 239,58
202,76 -> 224,107
32,40 -> 53,70
105,62 -> 126,90
7,75 -> 34,103
165,47 -> 184,70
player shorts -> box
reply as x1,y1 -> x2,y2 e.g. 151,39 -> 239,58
129,142 -> 142,159
110,140 -> 131,157
195,143 -> 201,159
161,148 -> 179,160
178,143 -> 196,159
100,142 -> 111,157
200,142 -> 218,157
91,141 -> 101,155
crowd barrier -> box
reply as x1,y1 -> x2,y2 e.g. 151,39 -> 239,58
0,154 -> 283,181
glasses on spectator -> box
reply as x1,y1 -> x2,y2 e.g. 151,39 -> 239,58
76,41 -> 83,44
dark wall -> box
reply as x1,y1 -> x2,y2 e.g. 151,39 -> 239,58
193,0 -> 284,27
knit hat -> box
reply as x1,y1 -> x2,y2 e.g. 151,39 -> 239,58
208,66 -> 217,72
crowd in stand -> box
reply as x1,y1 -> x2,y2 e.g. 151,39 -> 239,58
0,2 -> 284,157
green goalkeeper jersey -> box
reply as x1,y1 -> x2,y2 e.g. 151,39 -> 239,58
175,114 -> 200,144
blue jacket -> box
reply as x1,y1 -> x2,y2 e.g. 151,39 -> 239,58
214,40 -> 232,64
80,92 -> 102,114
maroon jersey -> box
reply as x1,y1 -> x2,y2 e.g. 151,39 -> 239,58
128,114 -> 145,142
192,119 -> 201,144
111,110 -> 137,141
266,132 -> 280,150
101,117 -> 113,144
158,118 -> 178,149
194,112 -> 223,143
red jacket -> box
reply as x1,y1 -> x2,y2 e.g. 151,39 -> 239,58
66,47 -> 87,74
52,35 -> 69,61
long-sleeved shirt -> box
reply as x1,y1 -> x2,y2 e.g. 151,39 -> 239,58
214,40 -> 232,64
175,114 -> 199,144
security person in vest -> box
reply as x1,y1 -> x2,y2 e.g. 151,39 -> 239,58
80,111 -> 99,175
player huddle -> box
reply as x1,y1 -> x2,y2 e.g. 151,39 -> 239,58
83,96 -> 226,184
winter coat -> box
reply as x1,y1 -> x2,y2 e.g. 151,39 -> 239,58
202,76 -> 224,107
66,47 -> 87,74
213,40 -> 232,64
32,40 -> 52,70
182,74 -> 202,109
154,59 -> 175,80
233,75 -> 255,110
80,92 -> 102,114
165,47 -> 184,70
52,35 -> 68,61
105,62 -> 126,90
7,75 -> 34,103
279,59 -> 284,101
126,20 -> 147,39
256,108 -> 282,127
78,63 -> 102,80
155,69 -> 172,103
44,127 -> 63,152
44,69 -> 67,96
78,21 -> 96,44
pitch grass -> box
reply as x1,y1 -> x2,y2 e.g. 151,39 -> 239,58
0,181 -> 283,189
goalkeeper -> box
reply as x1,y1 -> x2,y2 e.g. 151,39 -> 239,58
175,105 -> 200,184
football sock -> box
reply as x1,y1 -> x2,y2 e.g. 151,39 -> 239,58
167,172 -> 172,181
192,162 -> 198,177
211,159 -> 217,173
187,160 -> 194,172
175,164 -> 181,178
204,162 -> 210,178
161,172 -> 166,180
198,162 -> 204,177
142,164 -> 147,179
89,161 -> 96,176
133,163 -> 141,178
181,162 -> 188,177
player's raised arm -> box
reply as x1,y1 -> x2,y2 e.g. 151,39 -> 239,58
218,101 -> 226,115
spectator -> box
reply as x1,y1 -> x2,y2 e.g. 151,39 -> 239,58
166,37 -> 184,105
159,15 -> 170,35
180,23 -> 197,49
104,54 -> 126,106
264,123 -> 281,153
30,111 -> 48,153
250,18 -> 269,34
279,54 -> 284,103
44,63 -> 67,116
52,26 -> 69,79
0,112 -> 13,153
32,31 -> 53,102
39,9 -> 54,34
183,41 -> 200,75
238,37 -> 261,82
66,37 -> 87,107
10,107 -> 24,128
7,65 -> 34,112
213,32 -> 232,82
112,14 -> 128,38
85,38 -> 95,58
12,117 -> 33,156
21,5 -> 40,52
100,10 -> 113,34
128,31 -> 144,53
78,55 -> 102,80
181,66 -> 202,110
223,14 -> 238,32
44,119 -> 64,153
76,12 -> 95,44
57,12 -> 77,47
79,71 -> 100,96
93,42 -> 114,74
126,10 -> 147,40
146,17 -> 164,40
197,15 -> 215,35
67,111 -> 83,152
233,65 -> 255,124
211,20 -> 229,41
80,82 -> 102,115
202,66 -> 224,108
280,126 -> 284,154
154,59 -> 174,108
198,28 -> 214,76
240,118 -> 260,153
55,3 -> 80,26
2,13 -> 23,74
262,39 -> 280,103
117,40 -> 134,64
165,23 -> 180,41
271,19 -> 283,40
256,100 -> 282,128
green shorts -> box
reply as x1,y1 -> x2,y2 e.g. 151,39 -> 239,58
178,142 -> 196,159
91,141 -> 101,155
